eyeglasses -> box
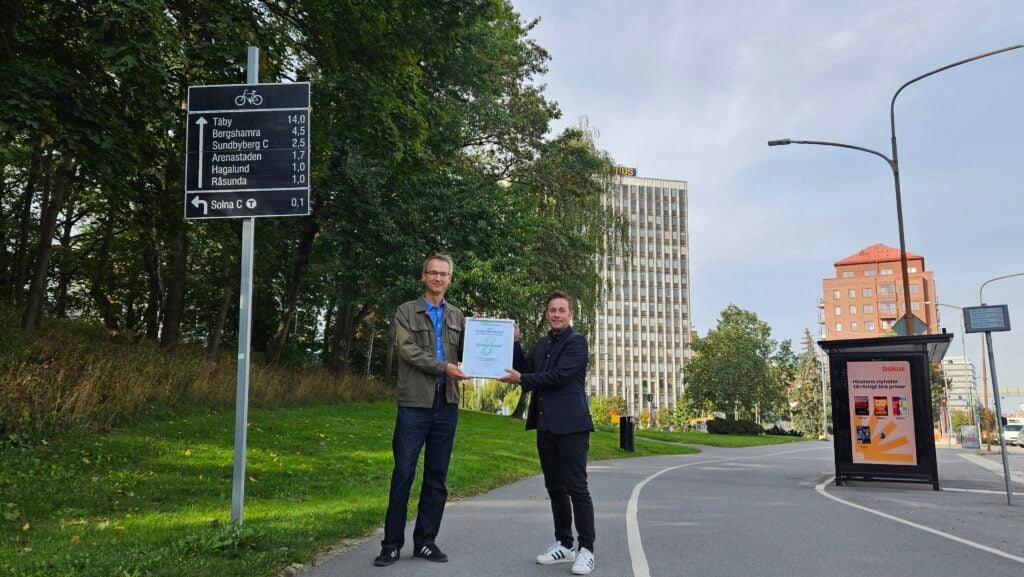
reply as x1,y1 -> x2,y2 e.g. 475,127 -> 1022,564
424,270 -> 450,278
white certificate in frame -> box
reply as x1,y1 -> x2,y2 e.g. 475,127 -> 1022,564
461,318 -> 515,379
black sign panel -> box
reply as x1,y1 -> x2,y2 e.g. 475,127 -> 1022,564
185,83 -> 310,219
963,305 -> 1011,333
185,190 -> 309,219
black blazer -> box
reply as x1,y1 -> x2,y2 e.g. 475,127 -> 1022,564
513,326 -> 594,434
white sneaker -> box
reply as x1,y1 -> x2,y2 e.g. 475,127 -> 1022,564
572,547 -> 595,575
536,542 -> 575,565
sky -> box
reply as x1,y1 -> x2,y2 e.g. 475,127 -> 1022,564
511,0 -> 1024,414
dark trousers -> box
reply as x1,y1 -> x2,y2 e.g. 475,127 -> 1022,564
537,430 -> 595,552
382,390 -> 458,550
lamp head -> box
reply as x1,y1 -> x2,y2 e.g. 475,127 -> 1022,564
767,139 -> 792,146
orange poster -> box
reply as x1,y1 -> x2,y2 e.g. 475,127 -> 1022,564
847,361 -> 917,465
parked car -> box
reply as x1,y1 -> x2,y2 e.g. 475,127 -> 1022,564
1003,423 -> 1023,446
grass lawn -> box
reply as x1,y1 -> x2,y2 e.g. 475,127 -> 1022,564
628,427 -> 809,448
0,402 -> 698,577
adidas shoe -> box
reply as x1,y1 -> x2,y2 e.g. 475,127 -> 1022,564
572,547 -> 595,575
412,543 -> 448,562
536,542 -> 575,565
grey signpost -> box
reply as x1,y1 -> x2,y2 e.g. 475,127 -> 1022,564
963,304 -> 1013,505
185,46 -> 310,525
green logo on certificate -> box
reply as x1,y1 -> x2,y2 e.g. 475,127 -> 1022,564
480,336 -> 498,356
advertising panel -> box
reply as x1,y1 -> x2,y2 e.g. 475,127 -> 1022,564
847,361 -> 917,465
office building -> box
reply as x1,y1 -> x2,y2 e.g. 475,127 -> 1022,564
821,243 -> 938,340
591,170 -> 691,416
939,355 -> 978,415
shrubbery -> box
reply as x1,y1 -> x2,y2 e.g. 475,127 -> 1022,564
765,424 -> 805,437
707,418 -> 762,435
0,307 -> 392,437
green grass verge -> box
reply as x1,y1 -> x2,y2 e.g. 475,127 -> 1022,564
621,427 -> 809,448
0,402 -> 698,577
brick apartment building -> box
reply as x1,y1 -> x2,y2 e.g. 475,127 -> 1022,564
821,243 -> 938,340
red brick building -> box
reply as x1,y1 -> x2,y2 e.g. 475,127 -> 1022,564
821,244 -> 938,340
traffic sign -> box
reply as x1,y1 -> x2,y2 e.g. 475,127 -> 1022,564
185,82 -> 310,219
891,314 -> 928,336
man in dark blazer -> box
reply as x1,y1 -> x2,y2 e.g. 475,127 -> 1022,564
499,290 -> 596,575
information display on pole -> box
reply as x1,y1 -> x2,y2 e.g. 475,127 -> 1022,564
185,82 -> 310,219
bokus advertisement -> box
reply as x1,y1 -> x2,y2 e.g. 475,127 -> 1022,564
847,361 -> 917,465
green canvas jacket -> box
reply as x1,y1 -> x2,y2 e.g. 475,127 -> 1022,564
393,298 -> 464,408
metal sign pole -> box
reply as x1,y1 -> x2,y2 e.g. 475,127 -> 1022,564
984,330 -> 1013,506
230,46 -> 259,526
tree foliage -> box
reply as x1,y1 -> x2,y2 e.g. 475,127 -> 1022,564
787,329 -> 829,438
682,305 -> 793,421
0,1 -> 624,393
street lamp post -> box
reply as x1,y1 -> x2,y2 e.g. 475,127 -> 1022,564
978,272 -> 1024,450
769,44 -> 1023,335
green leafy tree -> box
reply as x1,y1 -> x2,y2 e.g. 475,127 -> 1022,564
787,329 -> 829,438
682,305 -> 791,420
590,395 -> 625,427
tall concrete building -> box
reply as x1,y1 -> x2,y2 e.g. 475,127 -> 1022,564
591,170 -> 691,416
821,244 -> 938,340
939,355 -> 979,415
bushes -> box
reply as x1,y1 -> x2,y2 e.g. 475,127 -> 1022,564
707,418 -> 762,435
590,395 -> 626,427
765,424 -> 805,438
0,308 -> 392,437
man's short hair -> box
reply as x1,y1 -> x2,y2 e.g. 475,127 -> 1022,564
423,253 -> 454,275
546,290 -> 572,311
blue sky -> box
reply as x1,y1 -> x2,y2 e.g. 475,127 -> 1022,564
511,0 -> 1024,413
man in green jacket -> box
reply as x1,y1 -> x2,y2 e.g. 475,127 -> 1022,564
374,254 -> 466,567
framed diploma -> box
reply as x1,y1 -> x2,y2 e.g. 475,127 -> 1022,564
461,318 -> 515,379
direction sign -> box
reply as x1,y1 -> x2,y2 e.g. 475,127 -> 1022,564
185,82 -> 310,219
963,305 -> 1011,333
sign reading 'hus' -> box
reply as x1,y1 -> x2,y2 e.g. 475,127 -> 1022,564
185,82 -> 310,219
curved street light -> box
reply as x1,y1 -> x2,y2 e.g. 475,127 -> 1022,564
770,44 -> 1024,335
976,272 -> 1024,450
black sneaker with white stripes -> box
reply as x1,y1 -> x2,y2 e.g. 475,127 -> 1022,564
413,543 -> 449,562
373,547 -> 400,567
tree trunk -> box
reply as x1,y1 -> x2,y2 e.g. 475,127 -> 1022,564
328,301 -> 370,376
143,227 -> 162,340
266,217 -> 319,364
21,154 -> 73,332
383,318 -> 396,384
160,227 -> 187,348
89,213 -> 120,331
53,191 -> 78,317
206,264 -> 234,359
511,389 -> 529,419
13,146 -> 43,306
364,321 -> 375,376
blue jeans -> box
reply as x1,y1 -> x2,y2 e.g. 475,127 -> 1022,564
382,390 -> 459,550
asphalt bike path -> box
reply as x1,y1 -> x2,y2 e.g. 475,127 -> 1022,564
301,441 -> 1024,577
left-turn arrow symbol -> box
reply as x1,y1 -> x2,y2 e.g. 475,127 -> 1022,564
191,195 -> 208,215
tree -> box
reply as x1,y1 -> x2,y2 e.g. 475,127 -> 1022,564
788,329 -> 829,438
682,305 -> 792,420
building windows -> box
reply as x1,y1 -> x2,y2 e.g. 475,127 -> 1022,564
848,289 -> 856,298
865,321 -> 876,331
881,320 -> 892,330
851,322 -> 858,332
835,306 -> 842,316
832,290 -> 840,300
879,283 -> 895,296
910,283 -> 920,294
880,268 -> 894,275
908,266 -> 918,273
879,301 -> 897,315
841,271 -> 855,278
864,269 -> 876,277
862,287 -> 873,298
849,305 -> 857,315
835,322 -> 842,332
911,301 -> 921,311
863,304 -> 874,314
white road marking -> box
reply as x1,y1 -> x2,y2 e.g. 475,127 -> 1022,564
626,447 -> 824,577
815,476 -> 1024,565
943,487 -> 1024,496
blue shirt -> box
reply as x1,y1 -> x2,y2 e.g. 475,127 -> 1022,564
424,297 -> 446,384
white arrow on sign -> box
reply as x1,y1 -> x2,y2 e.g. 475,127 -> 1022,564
195,116 -> 207,188
191,195 -> 208,215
